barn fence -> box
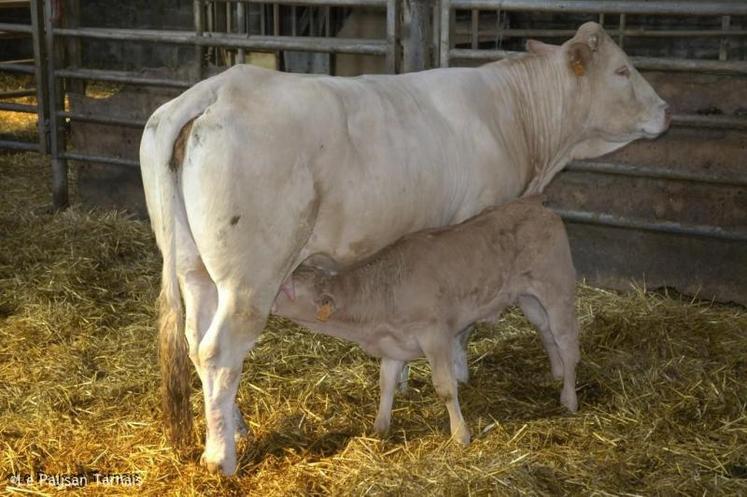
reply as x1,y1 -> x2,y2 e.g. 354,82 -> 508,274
0,0 -> 745,303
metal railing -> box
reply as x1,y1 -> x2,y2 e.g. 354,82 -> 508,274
28,0 -> 400,209
0,0 -> 49,154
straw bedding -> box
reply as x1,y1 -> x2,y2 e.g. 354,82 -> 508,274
1,150 -> 745,496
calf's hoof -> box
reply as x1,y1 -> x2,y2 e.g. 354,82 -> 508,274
451,425 -> 471,446
200,451 -> 237,476
234,407 -> 249,443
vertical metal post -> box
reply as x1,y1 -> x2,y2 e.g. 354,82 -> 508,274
618,12 -> 626,48
43,0 -> 68,209
720,15 -> 730,61
30,0 -> 49,155
470,9 -> 478,50
495,7 -> 502,48
432,0 -> 440,67
291,5 -> 297,37
403,0 -> 432,72
385,0 -> 398,73
193,0 -> 204,82
237,2 -> 246,63
439,0 -> 450,67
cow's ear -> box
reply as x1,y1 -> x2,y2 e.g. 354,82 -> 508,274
568,42 -> 593,77
526,39 -> 560,56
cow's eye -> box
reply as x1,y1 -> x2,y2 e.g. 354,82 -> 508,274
615,65 -> 631,78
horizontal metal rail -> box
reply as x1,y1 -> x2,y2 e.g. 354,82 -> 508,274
555,208 -> 747,242
60,152 -> 139,168
54,68 -> 191,88
0,62 -> 36,74
0,22 -> 32,33
58,111 -> 146,128
0,88 -> 37,98
449,0 -> 747,16
447,48 -> 747,75
210,0 -> 386,5
53,27 -> 389,55
673,114 -> 747,130
0,139 -> 41,152
454,28 -> 747,38
0,101 -> 37,113
566,161 -> 747,187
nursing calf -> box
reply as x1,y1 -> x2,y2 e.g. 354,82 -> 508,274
273,196 -> 580,444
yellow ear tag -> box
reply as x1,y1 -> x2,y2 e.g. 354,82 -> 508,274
316,303 -> 334,322
571,60 -> 586,77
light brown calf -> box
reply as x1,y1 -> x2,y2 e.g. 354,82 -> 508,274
273,196 -> 580,444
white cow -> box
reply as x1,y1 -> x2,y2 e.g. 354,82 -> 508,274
140,22 -> 669,475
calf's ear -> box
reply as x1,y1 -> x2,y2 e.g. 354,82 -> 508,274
315,295 -> 336,322
568,42 -> 593,77
526,39 -> 560,56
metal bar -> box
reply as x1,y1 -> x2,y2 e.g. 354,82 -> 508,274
455,28 -> 747,38
0,88 -> 36,98
30,0 -> 49,154
471,9 -> 478,50
291,5 -> 296,36
439,0 -> 450,67
54,68 -> 191,88
0,62 -> 36,74
432,0 -> 440,66
0,22 -> 33,33
193,0 -> 205,82
385,0 -> 397,73
237,1 -> 246,63
210,0 -> 386,6
0,140 -> 41,152
618,13 -> 625,49
58,111 -> 146,128
54,27 -> 389,55
446,0 -> 747,16
0,102 -> 38,113
44,0 -> 68,210
555,209 -> 747,242
566,160 -> 747,188
60,152 -> 139,168
672,114 -> 747,130
720,15 -> 730,61
447,48 -> 747,75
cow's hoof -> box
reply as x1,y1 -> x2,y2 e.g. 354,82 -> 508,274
200,452 -> 237,476
373,416 -> 390,436
560,389 -> 578,413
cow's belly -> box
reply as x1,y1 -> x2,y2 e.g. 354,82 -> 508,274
300,153 -> 526,266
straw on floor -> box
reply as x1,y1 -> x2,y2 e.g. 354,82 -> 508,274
0,151 -> 745,496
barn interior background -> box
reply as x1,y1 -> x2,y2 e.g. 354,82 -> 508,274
0,1 -> 746,495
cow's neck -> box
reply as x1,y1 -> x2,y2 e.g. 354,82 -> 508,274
483,55 -> 590,194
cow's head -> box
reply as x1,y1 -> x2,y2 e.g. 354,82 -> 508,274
527,22 -> 671,159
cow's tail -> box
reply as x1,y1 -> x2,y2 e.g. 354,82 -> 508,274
140,79 -> 222,448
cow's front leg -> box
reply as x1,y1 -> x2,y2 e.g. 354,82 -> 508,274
373,357 -> 405,435
197,290 -> 265,475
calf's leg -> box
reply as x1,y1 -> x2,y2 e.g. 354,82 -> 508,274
420,333 -> 470,444
519,295 -> 564,380
453,326 -> 472,384
373,357 -> 405,435
532,293 -> 580,413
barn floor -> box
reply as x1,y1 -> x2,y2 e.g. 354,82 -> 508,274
1,151 -> 746,496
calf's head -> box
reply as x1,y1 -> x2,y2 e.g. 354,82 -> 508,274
272,268 -> 337,323
527,22 -> 671,159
